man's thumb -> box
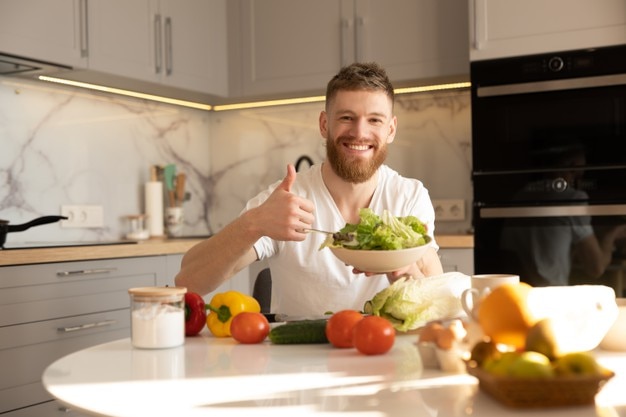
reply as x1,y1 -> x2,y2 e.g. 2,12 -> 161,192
278,164 -> 297,192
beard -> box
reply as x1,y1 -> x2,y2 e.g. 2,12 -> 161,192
326,136 -> 387,183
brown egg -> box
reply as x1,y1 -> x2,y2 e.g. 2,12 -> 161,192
418,322 -> 444,343
436,328 -> 456,350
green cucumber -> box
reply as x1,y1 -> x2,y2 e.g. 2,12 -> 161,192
268,319 -> 329,344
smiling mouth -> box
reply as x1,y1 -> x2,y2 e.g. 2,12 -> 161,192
345,143 -> 373,151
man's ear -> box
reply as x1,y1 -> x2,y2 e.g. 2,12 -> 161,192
319,111 -> 329,139
387,115 -> 398,144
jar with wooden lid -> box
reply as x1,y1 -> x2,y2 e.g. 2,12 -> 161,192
128,287 -> 187,349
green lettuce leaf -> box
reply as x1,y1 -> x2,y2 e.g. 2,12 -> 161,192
321,208 -> 428,251
364,273 -> 470,332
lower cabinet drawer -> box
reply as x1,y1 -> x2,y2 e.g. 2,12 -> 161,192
0,309 -> 130,413
2,399 -> 91,417
0,255 -> 168,414
0,271 -> 156,327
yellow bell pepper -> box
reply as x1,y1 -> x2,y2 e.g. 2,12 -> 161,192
206,290 -> 261,337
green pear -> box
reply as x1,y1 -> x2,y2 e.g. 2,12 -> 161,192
483,351 -> 521,376
507,351 -> 554,378
524,318 -> 562,360
553,352 -> 602,376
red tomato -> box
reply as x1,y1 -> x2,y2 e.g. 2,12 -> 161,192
326,310 -> 364,348
230,312 -> 270,344
353,315 -> 395,355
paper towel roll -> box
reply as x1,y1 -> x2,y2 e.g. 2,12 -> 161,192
145,181 -> 164,237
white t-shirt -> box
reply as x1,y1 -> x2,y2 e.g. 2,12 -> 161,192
246,164 -> 438,316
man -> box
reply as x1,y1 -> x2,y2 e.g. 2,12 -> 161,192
175,62 -> 443,315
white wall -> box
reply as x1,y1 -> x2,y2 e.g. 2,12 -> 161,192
0,76 -> 472,245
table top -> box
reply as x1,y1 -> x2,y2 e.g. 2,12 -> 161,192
43,332 -> 626,417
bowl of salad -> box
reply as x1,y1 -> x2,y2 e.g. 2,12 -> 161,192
322,208 -> 432,273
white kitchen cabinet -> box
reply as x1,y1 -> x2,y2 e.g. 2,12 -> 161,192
87,0 -> 229,96
163,253 -> 184,284
439,248 -> 474,275
230,0 -> 469,98
0,0 -> 88,68
469,0 -> 626,61
0,256 -> 166,416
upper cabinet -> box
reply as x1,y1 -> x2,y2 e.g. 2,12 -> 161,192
469,0 -> 626,61
353,0 -> 468,85
0,0 -> 88,67
229,0 -> 469,98
1,0 -> 468,103
88,0 -> 229,97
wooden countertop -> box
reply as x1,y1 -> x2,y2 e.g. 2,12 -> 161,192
436,234 -> 474,249
0,238 -> 205,266
0,235 -> 474,267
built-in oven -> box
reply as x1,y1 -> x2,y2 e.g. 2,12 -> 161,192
471,44 -> 626,296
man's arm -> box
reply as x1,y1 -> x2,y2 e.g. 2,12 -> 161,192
174,212 -> 262,295
174,165 -> 315,295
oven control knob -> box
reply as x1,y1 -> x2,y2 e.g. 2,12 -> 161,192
548,56 -> 564,72
552,177 -> 568,192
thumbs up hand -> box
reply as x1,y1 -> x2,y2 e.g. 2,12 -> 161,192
252,164 -> 315,241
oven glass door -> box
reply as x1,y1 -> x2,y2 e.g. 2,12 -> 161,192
474,203 -> 626,296
471,83 -> 626,173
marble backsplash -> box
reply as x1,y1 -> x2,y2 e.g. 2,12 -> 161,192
0,76 -> 472,245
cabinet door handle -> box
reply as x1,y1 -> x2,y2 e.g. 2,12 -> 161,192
58,319 -> 117,333
480,204 -> 626,219
164,17 -> 173,76
56,267 -> 117,277
340,18 -> 354,67
472,0 -> 486,50
154,14 -> 163,74
79,0 -> 89,57
354,16 -> 365,63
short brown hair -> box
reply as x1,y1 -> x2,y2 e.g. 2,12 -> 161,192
325,62 -> 394,109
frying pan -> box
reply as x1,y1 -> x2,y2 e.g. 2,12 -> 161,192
0,216 -> 68,248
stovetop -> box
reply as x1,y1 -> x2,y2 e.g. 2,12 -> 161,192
1,240 -> 139,250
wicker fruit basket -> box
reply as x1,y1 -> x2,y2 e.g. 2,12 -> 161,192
466,362 -> 614,408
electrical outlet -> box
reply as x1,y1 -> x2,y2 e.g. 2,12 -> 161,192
61,205 -> 104,228
432,199 -> 465,221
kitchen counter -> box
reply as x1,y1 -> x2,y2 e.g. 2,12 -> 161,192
0,235 -> 473,267
436,234 -> 474,249
0,237 -> 205,266
43,333 -> 625,417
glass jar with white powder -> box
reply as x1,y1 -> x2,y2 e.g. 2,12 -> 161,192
128,286 -> 187,349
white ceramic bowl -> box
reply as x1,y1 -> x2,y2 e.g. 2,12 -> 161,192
600,298 -> 626,351
329,241 -> 431,273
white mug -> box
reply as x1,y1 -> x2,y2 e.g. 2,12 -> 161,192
165,207 -> 184,237
461,274 -> 520,321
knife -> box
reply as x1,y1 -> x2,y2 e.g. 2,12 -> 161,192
274,314 -> 331,322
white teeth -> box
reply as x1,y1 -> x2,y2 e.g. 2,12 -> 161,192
347,144 -> 369,151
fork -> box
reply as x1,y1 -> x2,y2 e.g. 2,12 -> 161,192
298,228 -> 334,235
299,228 -> 356,244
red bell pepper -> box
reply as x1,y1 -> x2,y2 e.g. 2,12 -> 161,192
184,292 -> 207,336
